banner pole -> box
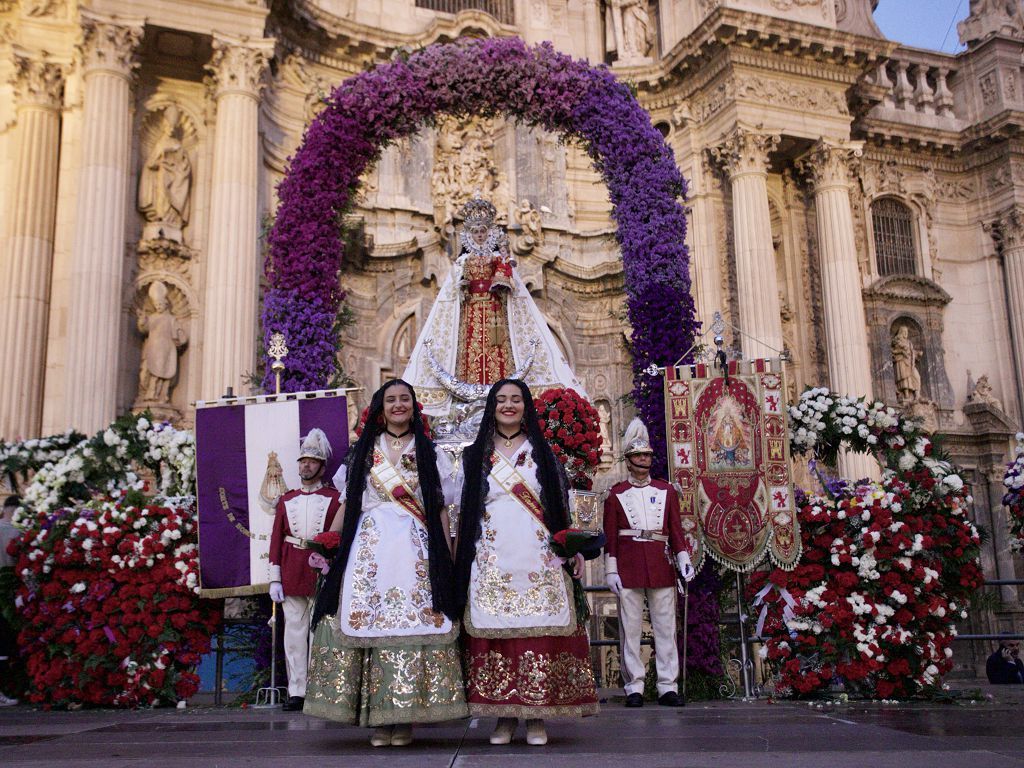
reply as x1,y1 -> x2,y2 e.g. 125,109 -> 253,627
680,578 -> 689,706
735,571 -> 753,699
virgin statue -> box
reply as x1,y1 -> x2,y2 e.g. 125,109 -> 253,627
403,197 -> 584,433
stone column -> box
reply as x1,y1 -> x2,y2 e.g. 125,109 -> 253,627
798,139 -> 878,481
992,206 -> 1024,418
707,127 -> 783,359
200,35 -> 273,399
64,12 -> 143,433
0,52 -> 65,438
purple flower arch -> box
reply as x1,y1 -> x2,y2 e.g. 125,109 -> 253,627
264,36 -> 696,472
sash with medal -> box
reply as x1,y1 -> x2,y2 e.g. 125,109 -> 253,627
368,450 -> 427,526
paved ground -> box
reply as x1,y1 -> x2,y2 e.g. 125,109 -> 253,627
1,688 -> 1021,768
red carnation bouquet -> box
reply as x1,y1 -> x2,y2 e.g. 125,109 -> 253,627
307,531 -> 341,575
549,528 -> 605,559
535,388 -> 603,490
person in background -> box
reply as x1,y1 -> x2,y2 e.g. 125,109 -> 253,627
986,640 -> 1024,684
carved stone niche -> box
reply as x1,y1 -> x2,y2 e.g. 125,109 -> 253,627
863,275 -> 954,417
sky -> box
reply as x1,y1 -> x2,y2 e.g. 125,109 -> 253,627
872,0 -> 969,53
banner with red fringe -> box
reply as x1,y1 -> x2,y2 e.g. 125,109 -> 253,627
664,358 -> 799,572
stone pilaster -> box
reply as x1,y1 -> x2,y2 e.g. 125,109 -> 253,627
707,127 -> 783,360
798,139 -> 878,481
199,34 -> 273,399
0,52 -> 64,438
63,12 -> 143,433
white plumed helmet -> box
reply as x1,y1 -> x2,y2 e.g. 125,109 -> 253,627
622,417 -> 654,457
297,428 -> 332,463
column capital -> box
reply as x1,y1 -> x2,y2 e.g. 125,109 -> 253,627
78,10 -> 144,78
796,139 -> 863,192
205,34 -> 274,100
986,205 -> 1024,254
705,126 -> 779,178
10,49 -> 65,109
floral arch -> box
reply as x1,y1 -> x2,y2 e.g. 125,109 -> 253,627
263,36 -> 695,467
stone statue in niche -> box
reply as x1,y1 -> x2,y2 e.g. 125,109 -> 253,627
967,373 -> 1004,411
136,280 -> 188,405
890,325 -> 923,406
597,401 -> 613,464
606,0 -> 653,64
138,106 -> 192,243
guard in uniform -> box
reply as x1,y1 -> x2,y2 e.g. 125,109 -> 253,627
269,428 -> 342,711
604,418 -> 695,707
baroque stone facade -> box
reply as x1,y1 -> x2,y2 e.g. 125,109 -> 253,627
1,0 -> 1023,674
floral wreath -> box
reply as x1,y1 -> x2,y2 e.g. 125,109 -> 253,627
747,389 -> 984,699
1002,432 -> 1024,551
262,37 -> 695,474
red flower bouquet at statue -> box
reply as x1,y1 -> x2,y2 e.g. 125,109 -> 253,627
536,388 -> 603,490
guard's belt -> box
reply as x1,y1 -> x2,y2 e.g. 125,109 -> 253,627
284,535 -> 311,549
619,529 -> 669,543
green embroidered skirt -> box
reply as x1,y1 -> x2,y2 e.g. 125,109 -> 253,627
303,617 -> 469,727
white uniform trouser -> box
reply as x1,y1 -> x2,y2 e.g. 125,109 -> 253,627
282,595 -> 314,697
618,586 -> 679,696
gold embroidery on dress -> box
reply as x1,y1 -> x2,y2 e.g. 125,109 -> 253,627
467,648 -> 596,706
345,517 -> 445,633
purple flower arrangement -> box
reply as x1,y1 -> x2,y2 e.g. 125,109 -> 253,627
263,37 -> 696,466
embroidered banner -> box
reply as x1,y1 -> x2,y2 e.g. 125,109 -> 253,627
664,359 -> 799,572
195,391 -> 349,597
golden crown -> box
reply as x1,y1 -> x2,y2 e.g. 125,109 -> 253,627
460,196 -> 496,228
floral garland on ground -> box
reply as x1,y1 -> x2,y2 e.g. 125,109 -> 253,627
264,37 -> 695,473
1001,433 -> 1024,551
748,389 -> 983,698
8,491 -> 220,708
535,388 -> 602,490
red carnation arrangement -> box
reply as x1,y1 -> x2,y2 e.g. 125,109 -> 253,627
9,491 -> 221,708
535,388 -> 603,490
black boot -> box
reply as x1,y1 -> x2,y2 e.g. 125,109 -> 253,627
282,696 -> 305,711
657,691 -> 683,707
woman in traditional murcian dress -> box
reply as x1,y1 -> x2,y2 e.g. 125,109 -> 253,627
305,380 -> 468,746
455,378 -> 599,746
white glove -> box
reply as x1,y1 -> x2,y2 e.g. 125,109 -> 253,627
676,551 -> 696,582
606,572 -> 623,596
269,581 -> 285,603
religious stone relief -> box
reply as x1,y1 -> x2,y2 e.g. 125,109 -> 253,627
981,72 -> 998,105
735,76 -> 848,115
22,0 -> 65,16
859,158 -> 906,199
512,198 -> 545,255
134,280 -> 189,415
605,0 -> 653,65
959,0 -> 1024,45
138,105 -> 195,243
431,113 -> 507,239
967,372 -> 1004,411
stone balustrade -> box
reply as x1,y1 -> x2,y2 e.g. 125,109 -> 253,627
864,48 -> 961,130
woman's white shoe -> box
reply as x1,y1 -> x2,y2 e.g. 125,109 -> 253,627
390,724 -> 413,746
525,719 -> 547,746
370,725 -> 393,747
489,717 -> 517,745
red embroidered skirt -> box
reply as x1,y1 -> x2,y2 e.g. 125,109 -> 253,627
464,626 -> 599,718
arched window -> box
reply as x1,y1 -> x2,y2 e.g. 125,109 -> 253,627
871,198 -> 917,276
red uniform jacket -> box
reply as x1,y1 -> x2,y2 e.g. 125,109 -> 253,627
268,486 -> 341,597
603,478 -> 689,589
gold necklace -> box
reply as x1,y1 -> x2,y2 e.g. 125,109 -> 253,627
496,428 -> 523,449
384,428 -> 412,451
